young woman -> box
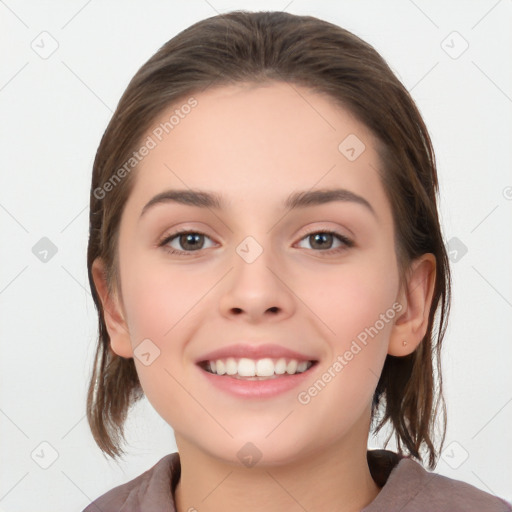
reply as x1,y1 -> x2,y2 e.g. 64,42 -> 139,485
83,10 -> 511,512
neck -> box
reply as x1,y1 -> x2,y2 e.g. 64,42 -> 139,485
174,416 -> 380,512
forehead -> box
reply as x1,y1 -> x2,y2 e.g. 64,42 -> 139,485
126,81 -> 389,219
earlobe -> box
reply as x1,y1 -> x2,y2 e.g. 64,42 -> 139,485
91,258 -> 134,358
388,254 -> 436,356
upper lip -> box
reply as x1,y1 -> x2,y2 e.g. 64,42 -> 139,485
195,343 -> 318,364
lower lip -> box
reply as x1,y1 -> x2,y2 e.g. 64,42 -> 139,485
197,364 -> 317,399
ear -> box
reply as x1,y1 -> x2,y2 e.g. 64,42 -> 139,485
91,258 -> 133,358
388,253 -> 436,356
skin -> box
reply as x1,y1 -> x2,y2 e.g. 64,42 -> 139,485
93,81 -> 436,512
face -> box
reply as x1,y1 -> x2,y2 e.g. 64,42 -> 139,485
107,82 -> 406,465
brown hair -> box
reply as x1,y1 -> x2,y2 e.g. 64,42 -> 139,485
86,10 -> 450,469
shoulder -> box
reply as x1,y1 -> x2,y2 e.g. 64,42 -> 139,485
365,452 -> 511,512
82,452 -> 180,512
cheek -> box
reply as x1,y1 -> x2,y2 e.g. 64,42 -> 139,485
118,254 -> 215,399
294,260 -> 399,432
120,249 -> 201,344
118,260 -> 201,418
297,255 -> 398,411
304,252 -> 399,347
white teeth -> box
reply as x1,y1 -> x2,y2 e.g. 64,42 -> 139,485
274,358 -> 287,374
238,358 -> 256,377
206,357 -> 313,377
296,361 -> 308,373
286,360 -> 298,374
216,360 -> 226,375
225,357 -> 237,375
256,358 -> 274,377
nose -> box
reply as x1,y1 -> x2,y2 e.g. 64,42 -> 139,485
218,241 -> 297,323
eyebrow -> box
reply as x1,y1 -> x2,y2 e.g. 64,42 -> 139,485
139,187 -> 376,219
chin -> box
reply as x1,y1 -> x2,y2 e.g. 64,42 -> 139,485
204,430 -> 313,469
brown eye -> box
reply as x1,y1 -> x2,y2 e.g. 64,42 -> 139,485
176,233 -> 205,251
160,231 -> 215,255
296,230 -> 354,253
308,232 -> 335,250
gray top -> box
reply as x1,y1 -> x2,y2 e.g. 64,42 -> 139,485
83,450 -> 511,511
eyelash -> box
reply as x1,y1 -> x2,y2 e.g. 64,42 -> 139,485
158,228 -> 354,257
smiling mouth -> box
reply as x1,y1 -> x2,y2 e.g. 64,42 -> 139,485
197,357 -> 318,380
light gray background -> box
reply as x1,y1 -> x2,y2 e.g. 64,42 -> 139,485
1,1 -> 511,510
